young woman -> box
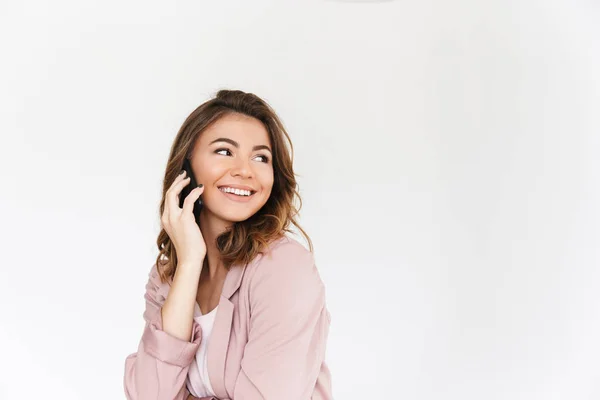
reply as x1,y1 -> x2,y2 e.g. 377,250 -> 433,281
123,90 -> 333,400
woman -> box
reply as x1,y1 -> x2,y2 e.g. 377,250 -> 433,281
123,90 -> 333,400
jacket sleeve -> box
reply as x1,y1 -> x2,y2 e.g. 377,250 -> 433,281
232,244 -> 331,400
123,263 -> 204,400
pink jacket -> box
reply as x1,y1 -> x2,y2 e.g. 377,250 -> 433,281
123,236 -> 333,400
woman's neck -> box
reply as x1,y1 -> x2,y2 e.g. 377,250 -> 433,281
198,209 -> 231,281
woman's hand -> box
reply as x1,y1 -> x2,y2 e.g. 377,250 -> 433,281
161,170 -> 207,266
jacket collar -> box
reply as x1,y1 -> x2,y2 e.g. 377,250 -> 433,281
221,260 -> 246,299
157,258 -> 247,301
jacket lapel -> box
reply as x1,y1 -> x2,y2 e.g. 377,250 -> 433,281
207,262 -> 247,399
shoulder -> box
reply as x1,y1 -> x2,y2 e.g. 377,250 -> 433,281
251,235 -> 316,276
262,235 -> 314,263
246,235 -> 323,298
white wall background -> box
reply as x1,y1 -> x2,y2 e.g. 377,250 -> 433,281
1,0 -> 599,399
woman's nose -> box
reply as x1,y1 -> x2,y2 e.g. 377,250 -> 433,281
230,157 -> 252,178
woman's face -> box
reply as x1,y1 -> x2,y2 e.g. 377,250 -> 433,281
190,113 -> 274,224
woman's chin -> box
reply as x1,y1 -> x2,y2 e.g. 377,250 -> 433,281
214,209 -> 257,224
202,198 -> 265,224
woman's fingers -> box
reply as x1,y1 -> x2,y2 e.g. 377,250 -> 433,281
162,170 -> 189,225
159,170 -> 207,264
167,175 -> 192,212
182,184 -> 204,216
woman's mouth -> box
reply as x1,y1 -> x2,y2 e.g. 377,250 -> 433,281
218,186 -> 256,203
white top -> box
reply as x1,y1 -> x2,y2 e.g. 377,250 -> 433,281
186,305 -> 219,398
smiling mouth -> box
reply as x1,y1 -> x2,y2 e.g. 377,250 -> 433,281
218,187 -> 256,197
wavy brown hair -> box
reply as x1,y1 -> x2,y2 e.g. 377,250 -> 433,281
154,89 -> 312,284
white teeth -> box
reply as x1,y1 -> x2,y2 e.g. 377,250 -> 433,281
220,187 -> 252,196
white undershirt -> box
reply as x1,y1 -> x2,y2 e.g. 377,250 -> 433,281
186,305 -> 218,398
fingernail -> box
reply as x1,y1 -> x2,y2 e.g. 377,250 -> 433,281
179,170 -> 185,175
197,184 -> 203,188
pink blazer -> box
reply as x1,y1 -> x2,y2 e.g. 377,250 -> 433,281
123,235 -> 333,400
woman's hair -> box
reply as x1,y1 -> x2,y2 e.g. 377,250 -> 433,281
154,89 -> 312,284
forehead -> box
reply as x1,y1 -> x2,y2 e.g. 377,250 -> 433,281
199,113 -> 270,146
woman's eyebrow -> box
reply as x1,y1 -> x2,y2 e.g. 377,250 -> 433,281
209,137 -> 272,153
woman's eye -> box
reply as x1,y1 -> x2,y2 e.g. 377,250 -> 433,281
215,148 -> 269,163
256,155 -> 270,163
215,148 -> 231,156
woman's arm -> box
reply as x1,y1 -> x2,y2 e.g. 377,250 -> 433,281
123,263 -> 204,400
161,261 -> 203,341
231,242 -> 332,399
